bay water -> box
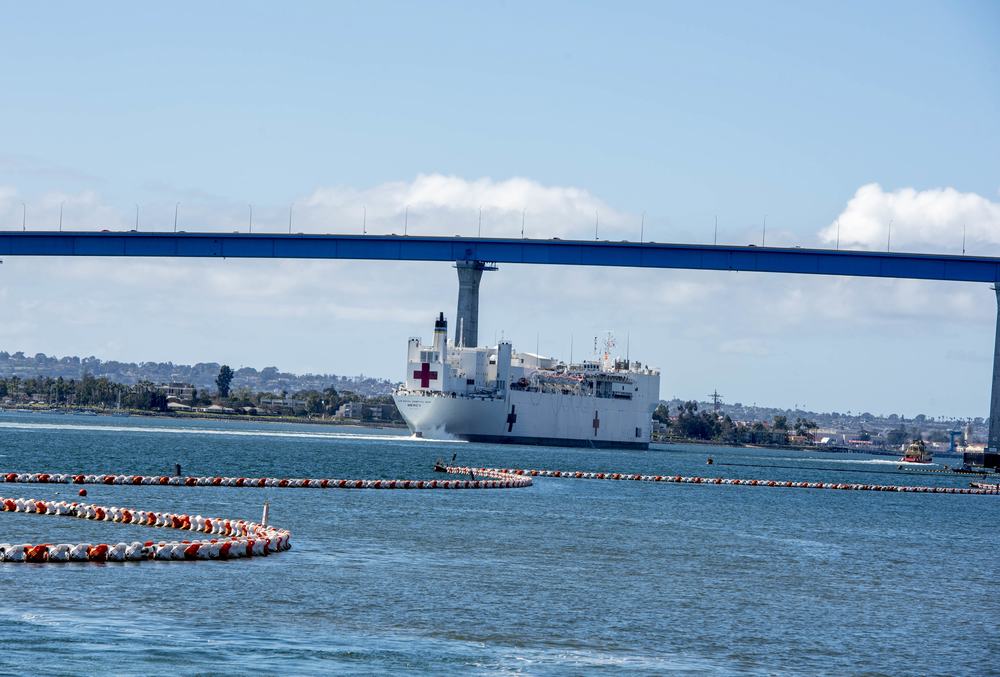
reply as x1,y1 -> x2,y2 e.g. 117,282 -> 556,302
1,411 -> 998,675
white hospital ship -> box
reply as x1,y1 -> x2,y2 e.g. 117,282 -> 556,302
393,311 -> 661,449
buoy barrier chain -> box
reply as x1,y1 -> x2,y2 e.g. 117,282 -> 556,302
0,467 -> 532,564
0,469 -> 533,491
0,495 -> 290,563
971,482 -> 1000,492
446,466 -> 1000,496
5,465 -> 992,564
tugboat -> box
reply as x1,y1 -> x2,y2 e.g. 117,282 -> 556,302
900,439 -> 932,464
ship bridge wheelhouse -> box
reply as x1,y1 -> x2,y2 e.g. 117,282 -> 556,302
419,350 -> 441,363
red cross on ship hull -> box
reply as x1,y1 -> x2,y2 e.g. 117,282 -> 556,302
413,362 -> 438,388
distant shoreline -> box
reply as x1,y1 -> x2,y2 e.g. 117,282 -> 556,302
0,405 -> 409,430
653,436 -> 911,457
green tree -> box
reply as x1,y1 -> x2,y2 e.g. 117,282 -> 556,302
216,365 -> 234,398
717,414 -> 738,443
674,400 -> 721,440
652,403 -> 670,425
773,415 -> 788,431
305,393 -> 324,415
885,427 -> 909,446
793,417 -> 818,439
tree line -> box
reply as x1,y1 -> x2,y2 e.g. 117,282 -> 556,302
1,366 -> 402,422
654,401 -> 818,445
0,375 -> 170,411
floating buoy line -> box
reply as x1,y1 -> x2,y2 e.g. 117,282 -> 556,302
1,464 -> 995,564
715,461 -> 992,477
451,466 -> 1000,495
0,467 -> 531,563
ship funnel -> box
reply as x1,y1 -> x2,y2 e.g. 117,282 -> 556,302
454,260 -> 497,348
433,311 -> 448,362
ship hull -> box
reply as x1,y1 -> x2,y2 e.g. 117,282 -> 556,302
393,389 -> 652,450
457,434 -> 647,450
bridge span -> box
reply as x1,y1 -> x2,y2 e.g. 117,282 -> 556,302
1,230 -> 999,282
2,230 -> 1000,454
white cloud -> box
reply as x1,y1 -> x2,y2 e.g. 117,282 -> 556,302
819,183 -> 1000,253
2,174 -> 633,238
0,186 -> 128,230
301,174 -> 626,239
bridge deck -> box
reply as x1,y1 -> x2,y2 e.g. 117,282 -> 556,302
1,231 -> 997,283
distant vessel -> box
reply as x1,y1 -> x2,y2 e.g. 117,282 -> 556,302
900,439 -> 932,464
393,313 -> 660,449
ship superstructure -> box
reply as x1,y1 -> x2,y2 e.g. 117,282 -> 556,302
393,312 -> 661,449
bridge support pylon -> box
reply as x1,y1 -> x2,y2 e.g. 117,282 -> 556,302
989,285 -> 1000,452
454,260 -> 497,348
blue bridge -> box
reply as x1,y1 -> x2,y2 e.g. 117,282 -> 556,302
1,230 -> 999,282
2,230 -> 999,453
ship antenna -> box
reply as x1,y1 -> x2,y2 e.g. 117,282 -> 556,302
626,332 -> 630,363
570,335 -> 574,364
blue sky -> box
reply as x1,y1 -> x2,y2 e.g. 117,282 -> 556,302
1,1 -> 999,417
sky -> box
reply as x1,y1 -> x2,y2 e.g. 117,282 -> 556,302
0,1 -> 998,417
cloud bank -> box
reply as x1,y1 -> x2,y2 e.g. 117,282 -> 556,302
1,173 -> 634,240
819,183 -> 1000,253
301,174 -> 627,239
